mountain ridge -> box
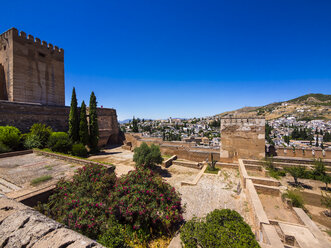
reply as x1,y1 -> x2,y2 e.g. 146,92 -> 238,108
216,93 -> 331,120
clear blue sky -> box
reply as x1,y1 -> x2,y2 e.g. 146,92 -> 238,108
1,1 -> 330,120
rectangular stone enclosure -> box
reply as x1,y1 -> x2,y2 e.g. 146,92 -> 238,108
220,117 -> 265,161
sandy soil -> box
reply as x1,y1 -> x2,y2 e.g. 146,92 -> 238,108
259,194 -> 301,224
89,147 -> 135,176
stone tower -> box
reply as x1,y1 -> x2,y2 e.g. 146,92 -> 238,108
220,117 -> 265,161
0,28 -> 64,105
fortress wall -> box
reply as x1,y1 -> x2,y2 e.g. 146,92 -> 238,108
1,28 -> 65,106
220,117 -> 265,161
0,101 -> 120,146
0,29 -> 14,101
274,147 -> 331,159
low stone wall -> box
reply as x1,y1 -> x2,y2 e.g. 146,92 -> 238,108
0,195 -> 105,247
181,164 -> 208,186
254,184 -> 280,196
162,155 -> 177,168
172,160 -> 202,169
0,149 -> 32,158
0,100 -> 120,147
275,147 -> 331,159
33,149 -> 115,172
239,159 -> 285,247
124,133 -> 220,162
160,145 -> 220,162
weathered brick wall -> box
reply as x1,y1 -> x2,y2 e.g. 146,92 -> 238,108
0,28 -> 65,105
220,117 -> 265,161
0,101 -> 120,146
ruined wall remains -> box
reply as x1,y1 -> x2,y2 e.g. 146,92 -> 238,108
0,101 -> 120,146
124,133 -> 220,162
220,117 -> 265,161
0,28 -> 64,105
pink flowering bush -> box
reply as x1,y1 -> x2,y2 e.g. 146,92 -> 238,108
109,168 -> 183,241
37,164 -> 183,245
37,164 -> 116,239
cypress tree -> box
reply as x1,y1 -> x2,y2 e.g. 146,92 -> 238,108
69,87 -> 79,143
79,101 -> 89,145
89,91 -> 99,152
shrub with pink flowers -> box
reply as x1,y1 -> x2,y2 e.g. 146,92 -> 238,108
37,163 -> 183,246
37,164 -> 116,239
109,168 -> 183,242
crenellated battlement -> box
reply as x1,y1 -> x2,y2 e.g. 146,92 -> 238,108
0,27 -> 65,105
220,117 -> 265,128
0,28 -> 64,56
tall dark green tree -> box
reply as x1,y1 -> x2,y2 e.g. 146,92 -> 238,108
69,87 -> 79,143
131,116 -> 139,133
89,91 -> 99,152
79,101 -> 89,145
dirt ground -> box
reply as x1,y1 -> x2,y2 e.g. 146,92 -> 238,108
89,147 -> 135,176
259,194 -> 301,224
279,175 -> 331,230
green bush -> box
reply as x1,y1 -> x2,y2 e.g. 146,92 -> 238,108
72,143 -> 88,158
283,190 -> 304,208
133,142 -> 163,169
29,123 -> 53,147
97,217 -> 128,248
24,134 -> 43,149
263,157 -> 285,179
48,132 -> 72,153
180,209 -> 259,248
0,125 -> 21,150
0,141 -> 11,153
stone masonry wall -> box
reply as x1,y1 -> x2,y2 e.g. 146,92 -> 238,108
0,100 -> 120,146
0,195 -> 105,248
0,28 -> 65,105
220,117 -> 265,161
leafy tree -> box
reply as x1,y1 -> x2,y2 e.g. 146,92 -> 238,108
321,191 -> 331,216
180,209 -> 259,248
89,91 -> 99,152
133,142 -> 163,169
69,87 -> 79,143
131,116 -> 139,133
208,153 -> 217,171
315,135 -> 319,147
79,101 -> 89,145
285,166 -> 307,185
320,174 -> 331,191
323,132 -> 331,142
284,135 -> 290,145
312,159 -> 326,179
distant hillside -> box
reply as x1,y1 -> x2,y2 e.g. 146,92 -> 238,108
216,93 -> 331,120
